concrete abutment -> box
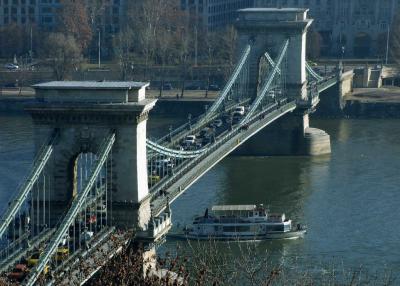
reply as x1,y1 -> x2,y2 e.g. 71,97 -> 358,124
234,113 -> 330,156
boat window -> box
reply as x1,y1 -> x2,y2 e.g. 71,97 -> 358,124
259,211 -> 263,216
223,226 -> 236,232
223,226 -> 250,232
249,212 -> 253,217
267,225 -> 284,232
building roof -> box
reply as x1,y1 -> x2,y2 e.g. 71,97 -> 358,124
239,8 -> 307,12
212,205 -> 257,212
33,81 -> 149,90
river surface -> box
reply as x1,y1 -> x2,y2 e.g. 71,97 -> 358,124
0,113 -> 400,279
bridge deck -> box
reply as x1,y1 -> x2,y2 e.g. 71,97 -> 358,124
151,101 -> 296,216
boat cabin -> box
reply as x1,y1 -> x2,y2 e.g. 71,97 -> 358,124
211,204 -> 267,219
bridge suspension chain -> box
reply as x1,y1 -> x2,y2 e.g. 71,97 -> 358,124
306,62 -> 324,82
242,39 -> 290,124
24,132 -> 116,286
202,44 -> 251,121
146,139 -> 206,159
0,129 -> 58,239
264,51 -> 281,75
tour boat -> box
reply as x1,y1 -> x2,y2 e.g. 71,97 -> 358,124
169,204 -> 306,241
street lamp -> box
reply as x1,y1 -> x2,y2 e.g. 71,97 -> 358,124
385,24 -> 390,65
98,29 -> 101,69
188,113 -> 192,130
341,46 -> 345,60
169,125 -> 173,142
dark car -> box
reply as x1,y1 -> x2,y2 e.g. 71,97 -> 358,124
208,84 -> 220,91
163,83 -> 173,90
186,84 -> 202,90
199,127 -> 214,139
211,119 -> 223,128
8,264 -> 28,282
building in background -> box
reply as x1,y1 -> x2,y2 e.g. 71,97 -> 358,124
0,0 -> 125,33
181,0 -> 254,30
254,0 -> 399,58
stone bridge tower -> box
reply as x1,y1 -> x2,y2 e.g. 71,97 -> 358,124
234,8 -> 331,156
26,82 -> 156,230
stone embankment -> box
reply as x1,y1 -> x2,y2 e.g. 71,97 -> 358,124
342,87 -> 400,118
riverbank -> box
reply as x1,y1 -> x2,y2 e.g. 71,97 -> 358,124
341,87 -> 400,118
2,86 -> 400,118
0,87 -> 217,115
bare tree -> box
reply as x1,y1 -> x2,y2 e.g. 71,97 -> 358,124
129,0 -> 167,79
58,0 -> 92,51
44,33 -> 82,80
113,28 -> 135,80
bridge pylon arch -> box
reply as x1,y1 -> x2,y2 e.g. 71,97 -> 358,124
236,8 -> 313,101
26,81 -> 156,230
234,8 -> 331,156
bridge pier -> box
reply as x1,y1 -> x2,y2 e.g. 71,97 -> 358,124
233,8 -> 330,156
234,113 -> 330,156
27,82 -> 157,231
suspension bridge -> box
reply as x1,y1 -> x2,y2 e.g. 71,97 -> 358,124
0,8 -> 343,285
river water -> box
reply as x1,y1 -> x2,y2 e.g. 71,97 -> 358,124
1,113 -> 400,279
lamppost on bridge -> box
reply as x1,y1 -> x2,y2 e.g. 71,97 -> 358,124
169,125 -> 173,142
188,113 -> 192,130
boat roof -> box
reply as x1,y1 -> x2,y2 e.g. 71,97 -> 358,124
212,205 -> 256,212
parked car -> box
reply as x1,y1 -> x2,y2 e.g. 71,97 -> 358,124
8,264 -> 29,282
208,84 -> 220,91
233,106 -> 245,116
163,83 -> 173,90
4,63 -> 19,70
186,84 -> 202,90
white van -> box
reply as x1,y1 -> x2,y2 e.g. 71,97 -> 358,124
234,106 -> 245,116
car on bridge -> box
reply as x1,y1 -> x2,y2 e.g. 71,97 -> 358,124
234,106 -> 245,116
232,113 -> 243,125
26,252 -> 50,274
211,119 -> 223,128
183,135 -> 196,146
81,229 -> 94,242
199,127 -> 213,138
55,247 -> 69,262
148,174 -> 161,186
155,158 -> 174,170
27,251 -> 41,267
8,264 -> 29,282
